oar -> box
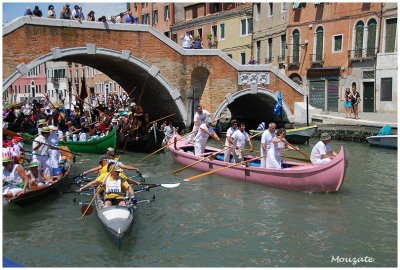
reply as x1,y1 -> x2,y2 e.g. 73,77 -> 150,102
3,129 -> 82,157
284,140 -> 310,160
184,155 -> 267,182
282,155 -> 311,163
80,157 -> 120,219
148,113 -> 176,126
138,183 -> 181,189
137,130 -> 197,163
171,147 -> 228,175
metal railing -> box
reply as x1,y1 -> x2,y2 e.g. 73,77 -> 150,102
277,55 -> 285,63
265,57 -> 274,64
310,53 -> 324,65
348,48 -> 377,60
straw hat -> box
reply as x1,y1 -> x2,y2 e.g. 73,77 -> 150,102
41,127 -> 51,133
29,161 -> 39,167
320,132 -> 332,141
3,156 -> 12,163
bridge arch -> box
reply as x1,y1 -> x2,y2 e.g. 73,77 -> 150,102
214,87 -> 293,128
3,45 -> 188,124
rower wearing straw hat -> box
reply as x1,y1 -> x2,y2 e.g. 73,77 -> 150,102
2,156 -> 29,199
32,127 -> 52,175
310,132 -> 337,165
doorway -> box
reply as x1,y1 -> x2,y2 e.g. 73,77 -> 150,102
363,82 -> 374,112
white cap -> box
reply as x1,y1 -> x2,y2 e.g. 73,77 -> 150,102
205,117 -> 212,123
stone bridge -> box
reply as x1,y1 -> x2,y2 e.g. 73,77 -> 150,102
3,16 -> 305,129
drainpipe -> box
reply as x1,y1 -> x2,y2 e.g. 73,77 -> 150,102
250,3 -> 255,59
374,3 -> 384,113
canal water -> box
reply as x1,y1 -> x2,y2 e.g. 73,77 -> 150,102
3,138 -> 397,267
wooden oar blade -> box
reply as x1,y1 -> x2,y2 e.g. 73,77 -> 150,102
80,204 -> 93,216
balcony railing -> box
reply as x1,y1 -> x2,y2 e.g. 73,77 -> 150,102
265,57 -> 274,64
287,56 -> 300,67
310,53 -> 324,66
348,48 -> 377,60
277,55 -> 285,63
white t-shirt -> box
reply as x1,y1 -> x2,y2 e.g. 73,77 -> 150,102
193,109 -> 210,125
194,123 -> 215,145
260,130 -> 276,155
182,34 -> 192,48
310,141 -> 333,163
231,129 -> 250,149
225,127 -> 237,146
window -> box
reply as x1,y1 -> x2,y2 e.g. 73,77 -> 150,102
227,54 -> 233,58
256,3 -> 261,21
197,28 -> 203,39
240,18 -> 253,36
164,5 -> 170,21
153,9 -> 158,24
269,3 -> 273,16
241,52 -> 246,65
281,3 -> 287,12
385,18 -> 397,53
292,29 -> 300,63
281,34 -> 286,58
220,23 -> 225,40
355,21 -> 364,57
333,35 -> 343,52
268,38 -> 273,62
164,31 -> 170,38
367,19 -> 377,56
315,26 -> 324,61
380,78 -> 392,101
256,41 -> 261,64
142,13 -> 150,24
211,25 -> 217,40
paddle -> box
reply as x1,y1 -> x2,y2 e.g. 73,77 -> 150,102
80,157 -> 121,219
148,113 -> 176,126
3,129 -> 82,157
184,155 -> 267,182
171,147 -> 228,175
284,140 -> 310,160
138,183 -> 181,189
282,155 -> 312,163
137,129 -> 197,163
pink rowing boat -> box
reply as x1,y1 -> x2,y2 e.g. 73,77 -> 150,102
168,134 -> 348,193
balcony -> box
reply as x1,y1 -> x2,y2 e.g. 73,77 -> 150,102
277,55 -> 285,63
348,48 -> 377,61
264,57 -> 274,64
310,54 -> 324,66
287,56 -> 300,68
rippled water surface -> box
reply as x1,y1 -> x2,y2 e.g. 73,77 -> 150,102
3,139 -> 397,267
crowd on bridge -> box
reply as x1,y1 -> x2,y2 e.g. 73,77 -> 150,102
23,3 -> 139,24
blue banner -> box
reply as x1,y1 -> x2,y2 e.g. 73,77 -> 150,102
273,91 -> 283,117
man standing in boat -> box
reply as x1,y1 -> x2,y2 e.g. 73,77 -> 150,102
223,120 -> 238,162
193,117 -> 221,156
229,122 -> 253,163
260,123 -> 277,168
186,105 -> 210,144
310,132 -> 337,165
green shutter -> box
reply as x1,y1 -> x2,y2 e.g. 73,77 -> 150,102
316,27 -> 324,61
309,80 -> 325,109
355,22 -> 364,57
385,18 -> 397,53
367,20 -> 377,56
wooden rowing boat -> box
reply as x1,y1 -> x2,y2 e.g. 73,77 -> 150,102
94,194 -> 135,249
119,128 -> 165,153
366,135 -> 397,149
168,134 -> 347,193
58,128 -> 117,154
250,125 -> 318,144
8,146 -> 75,207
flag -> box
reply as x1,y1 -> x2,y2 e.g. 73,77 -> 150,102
273,91 -> 283,116
79,72 -> 88,101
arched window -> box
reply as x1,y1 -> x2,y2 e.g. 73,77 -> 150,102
292,29 -> 300,63
367,19 -> 377,57
315,26 -> 324,62
355,21 -> 364,57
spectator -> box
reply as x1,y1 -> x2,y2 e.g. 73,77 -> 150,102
98,16 -> 107,22
116,12 -> 124,23
125,10 -> 135,24
87,10 -> 95,21
72,5 -> 82,20
60,3 -> 72,19
193,35 -> 203,49
248,56 -> 256,65
47,5 -> 56,18
180,31 -> 193,49
33,6 -> 43,17
24,7 -> 33,16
